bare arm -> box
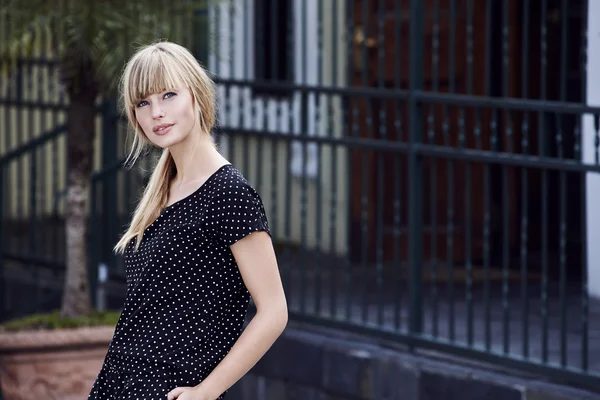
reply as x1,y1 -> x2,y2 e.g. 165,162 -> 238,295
192,230 -> 288,399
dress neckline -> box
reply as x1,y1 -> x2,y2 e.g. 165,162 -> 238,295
161,163 -> 232,213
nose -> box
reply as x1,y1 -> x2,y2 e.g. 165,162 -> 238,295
150,103 -> 165,119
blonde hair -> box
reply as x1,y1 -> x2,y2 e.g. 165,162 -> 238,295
113,41 -> 217,254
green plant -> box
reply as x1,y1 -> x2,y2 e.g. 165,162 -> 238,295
0,309 -> 122,332
0,0 -> 215,321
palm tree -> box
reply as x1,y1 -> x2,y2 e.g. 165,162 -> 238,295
0,0 -> 214,319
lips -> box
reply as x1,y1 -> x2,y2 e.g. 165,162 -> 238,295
153,123 -> 174,135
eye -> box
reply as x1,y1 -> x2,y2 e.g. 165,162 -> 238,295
164,92 -> 177,99
136,100 -> 148,108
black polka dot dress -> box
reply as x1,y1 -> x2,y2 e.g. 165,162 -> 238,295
88,164 -> 270,400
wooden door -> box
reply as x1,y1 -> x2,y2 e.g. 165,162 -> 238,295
347,0 -> 522,266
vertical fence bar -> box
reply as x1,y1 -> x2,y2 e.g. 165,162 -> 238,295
581,115 -> 591,372
375,0 -> 386,327
16,61 -> 24,256
121,129 -> 133,278
393,0 -> 404,332
465,0 -> 474,347
232,0 -> 242,167
540,0 -> 549,364
408,0 -> 424,337
225,0 -> 234,165
520,0 -> 530,360
102,99 -> 118,272
51,63 -> 61,262
29,143 -> 40,310
345,1 -> 355,322
501,0 -> 511,355
89,176 -> 99,309
283,0 -> 294,307
360,0 -> 371,325
502,149 -> 510,354
314,0 -> 324,316
446,0 -> 456,342
558,113 -> 568,367
256,0 -> 266,231
246,1 -> 256,177
580,0 -> 590,373
42,63 -> 50,266
299,0 -> 308,314
256,4 -> 267,306
328,0 -> 339,319
559,0 -> 569,367
242,1 -> 251,175
483,0 -> 493,353
429,0 -> 440,338
269,0 -> 281,316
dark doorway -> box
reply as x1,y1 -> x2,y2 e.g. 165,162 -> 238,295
517,0 -> 586,280
346,0 -> 586,283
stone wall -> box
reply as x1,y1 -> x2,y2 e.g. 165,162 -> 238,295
227,322 -> 600,400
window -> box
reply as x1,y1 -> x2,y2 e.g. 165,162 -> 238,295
253,0 -> 293,97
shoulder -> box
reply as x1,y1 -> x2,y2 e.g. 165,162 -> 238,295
205,165 -> 270,244
205,164 -> 266,217
208,164 -> 258,201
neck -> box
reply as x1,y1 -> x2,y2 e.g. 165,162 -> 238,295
168,132 -> 227,184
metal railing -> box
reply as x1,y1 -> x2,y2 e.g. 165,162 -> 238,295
198,0 -> 599,392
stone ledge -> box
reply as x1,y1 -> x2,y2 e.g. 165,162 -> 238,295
243,324 -> 600,400
0,326 -> 115,353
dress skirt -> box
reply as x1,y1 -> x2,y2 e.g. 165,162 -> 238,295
88,352 -> 227,399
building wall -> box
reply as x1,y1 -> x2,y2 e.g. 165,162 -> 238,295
208,0 -> 349,256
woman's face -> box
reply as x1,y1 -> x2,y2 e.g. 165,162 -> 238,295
134,87 -> 197,148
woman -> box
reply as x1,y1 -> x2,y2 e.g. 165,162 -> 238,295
88,41 -> 288,400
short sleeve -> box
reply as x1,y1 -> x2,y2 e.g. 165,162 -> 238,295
210,178 -> 270,246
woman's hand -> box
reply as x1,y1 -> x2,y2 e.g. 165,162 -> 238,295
167,386 -> 215,400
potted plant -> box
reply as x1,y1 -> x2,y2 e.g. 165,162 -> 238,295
0,1 -> 213,399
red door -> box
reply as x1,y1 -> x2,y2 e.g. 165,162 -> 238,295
347,0 -> 522,267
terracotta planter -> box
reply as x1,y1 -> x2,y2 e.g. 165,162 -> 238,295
0,326 -> 114,400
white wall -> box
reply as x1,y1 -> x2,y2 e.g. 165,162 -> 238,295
584,0 -> 600,298
207,0 -> 349,255
208,0 -> 320,176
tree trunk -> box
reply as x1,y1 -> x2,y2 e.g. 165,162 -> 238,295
60,88 -> 98,319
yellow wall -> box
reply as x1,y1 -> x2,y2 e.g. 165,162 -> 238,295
215,0 -> 349,255
0,56 -> 107,219
1,4 -> 350,255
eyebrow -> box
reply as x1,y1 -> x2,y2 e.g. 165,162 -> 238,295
135,89 -> 175,102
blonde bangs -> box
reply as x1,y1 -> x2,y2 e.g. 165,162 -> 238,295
125,51 -> 192,109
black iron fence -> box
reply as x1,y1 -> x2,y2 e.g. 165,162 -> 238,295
2,0 -> 600,394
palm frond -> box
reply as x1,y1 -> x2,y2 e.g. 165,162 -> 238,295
1,0 -> 220,97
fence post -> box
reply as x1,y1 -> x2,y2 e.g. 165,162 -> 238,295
101,99 -> 118,270
408,0 -> 424,338
89,175 -> 99,309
